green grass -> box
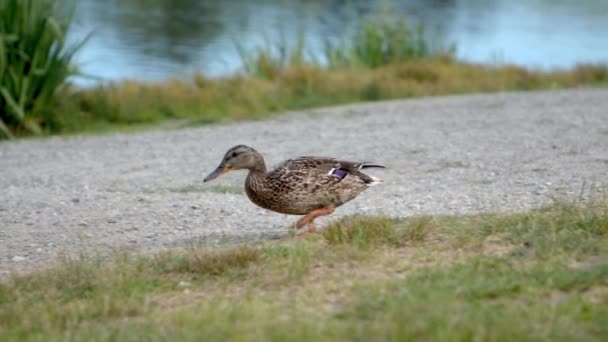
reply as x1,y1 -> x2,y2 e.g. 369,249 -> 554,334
1,199 -> 607,340
49,61 -> 608,137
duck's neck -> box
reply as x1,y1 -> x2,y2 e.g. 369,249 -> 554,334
244,160 -> 269,206
245,164 -> 267,198
246,157 -> 267,183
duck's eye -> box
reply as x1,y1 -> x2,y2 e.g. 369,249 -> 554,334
231,151 -> 239,158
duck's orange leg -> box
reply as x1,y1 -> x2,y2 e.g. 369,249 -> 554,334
296,207 -> 336,233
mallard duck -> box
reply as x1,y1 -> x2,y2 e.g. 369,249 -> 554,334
204,145 -> 385,233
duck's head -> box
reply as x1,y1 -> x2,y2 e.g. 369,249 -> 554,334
204,145 -> 265,182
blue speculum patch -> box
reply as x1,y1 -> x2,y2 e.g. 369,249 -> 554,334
331,168 -> 348,180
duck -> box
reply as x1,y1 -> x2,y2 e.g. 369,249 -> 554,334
204,145 -> 385,233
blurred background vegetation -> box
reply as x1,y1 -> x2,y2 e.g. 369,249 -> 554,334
1,0 -> 607,139
0,0 -> 83,138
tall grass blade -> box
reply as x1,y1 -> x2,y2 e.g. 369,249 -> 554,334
0,118 -> 14,139
0,0 -> 85,139
0,87 -> 26,120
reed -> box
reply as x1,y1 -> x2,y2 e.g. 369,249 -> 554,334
0,0 -> 84,138
325,12 -> 450,68
235,30 -> 308,79
237,11 -> 450,77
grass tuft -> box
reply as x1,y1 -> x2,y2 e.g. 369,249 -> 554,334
402,216 -> 433,242
262,241 -> 319,281
154,245 -> 261,276
323,215 -> 400,248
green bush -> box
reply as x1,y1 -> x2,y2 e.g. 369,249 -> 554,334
0,0 -> 84,139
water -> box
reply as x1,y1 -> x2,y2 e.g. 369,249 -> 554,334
66,0 -> 608,84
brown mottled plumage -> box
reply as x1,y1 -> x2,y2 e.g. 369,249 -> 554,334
204,145 -> 384,233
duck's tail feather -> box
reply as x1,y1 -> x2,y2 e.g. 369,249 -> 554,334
360,162 -> 386,170
357,162 -> 385,186
366,175 -> 383,186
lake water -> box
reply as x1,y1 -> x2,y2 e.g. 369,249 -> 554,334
66,0 -> 608,84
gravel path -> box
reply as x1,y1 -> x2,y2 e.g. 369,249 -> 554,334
1,89 -> 607,276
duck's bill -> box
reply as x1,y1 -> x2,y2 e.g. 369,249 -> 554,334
204,165 -> 230,182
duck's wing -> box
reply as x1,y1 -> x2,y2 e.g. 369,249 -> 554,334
273,156 -> 385,184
